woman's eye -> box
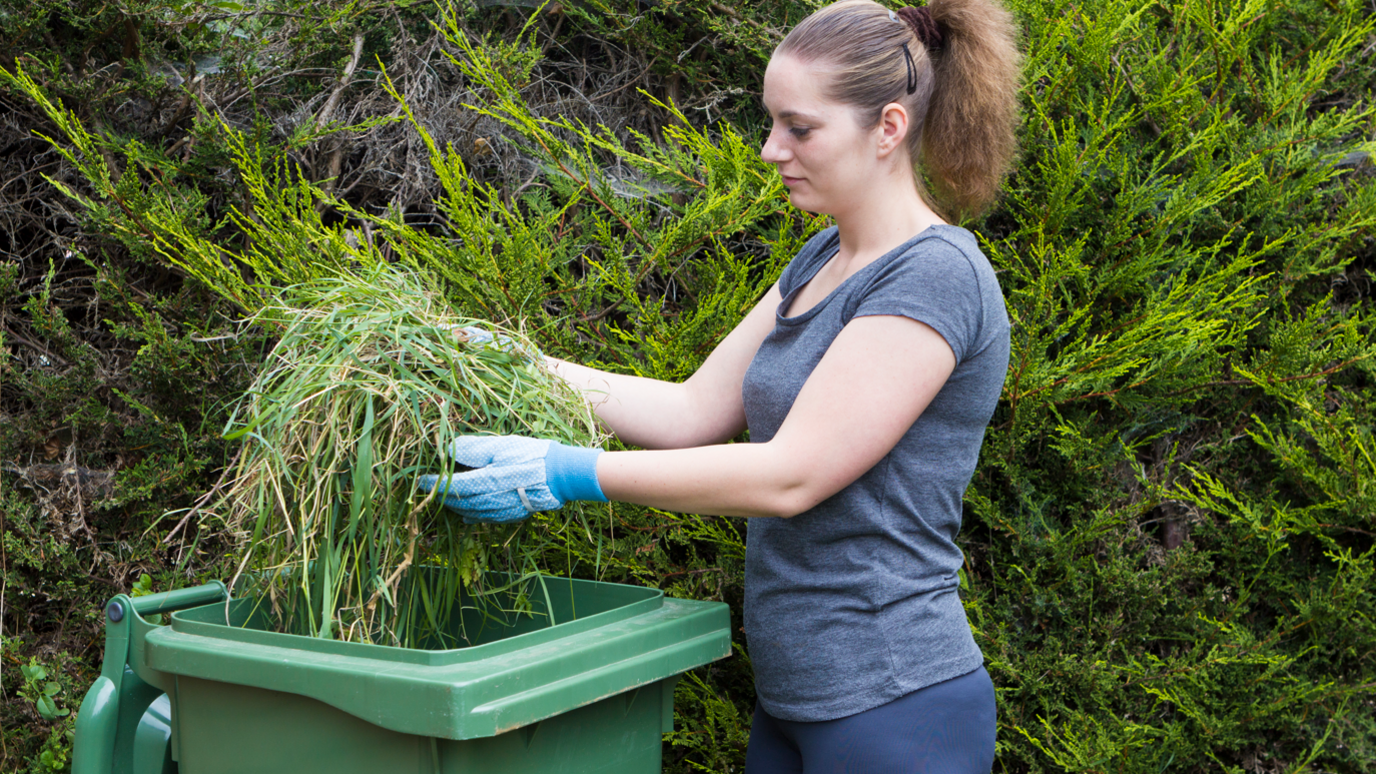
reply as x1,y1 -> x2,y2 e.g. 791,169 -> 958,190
789,127 -> 811,138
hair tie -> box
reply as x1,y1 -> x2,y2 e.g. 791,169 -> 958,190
895,5 -> 944,51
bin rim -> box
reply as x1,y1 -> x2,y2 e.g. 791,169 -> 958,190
171,571 -> 665,666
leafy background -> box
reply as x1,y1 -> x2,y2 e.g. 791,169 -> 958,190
2,0 -> 1375,771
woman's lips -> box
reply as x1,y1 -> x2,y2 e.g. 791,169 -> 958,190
781,175 -> 803,186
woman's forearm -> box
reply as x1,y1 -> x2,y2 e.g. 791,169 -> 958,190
595,442 -> 817,519
547,358 -> 748,450
545,285 -> 779,451
548,358 -> 709,448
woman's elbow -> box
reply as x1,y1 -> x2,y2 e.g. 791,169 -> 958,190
761,484 -> 826,519
747,446 -> 833,518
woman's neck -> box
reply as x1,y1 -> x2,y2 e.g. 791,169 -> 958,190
829,174 -> 944,271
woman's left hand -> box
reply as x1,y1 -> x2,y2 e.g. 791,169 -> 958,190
416,435 -> 606,524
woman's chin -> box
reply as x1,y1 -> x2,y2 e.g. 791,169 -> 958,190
786,191 -> 823,215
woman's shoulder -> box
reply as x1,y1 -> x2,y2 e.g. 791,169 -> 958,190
895,225 -> 1001,290
851,224 -> 1008,363
909,224 -> 983,262
867,224 -> 988,284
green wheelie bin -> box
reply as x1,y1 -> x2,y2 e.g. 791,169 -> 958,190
71,573 -> 731,774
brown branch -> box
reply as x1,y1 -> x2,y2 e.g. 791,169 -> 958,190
531,134 -> 651,250
1060,377 -> 1151,404
161,451 -> 241,544
3,325 -> 71,367
661,567 -> 723,579
1040,355 -> 1369,406
202,10 -> 318,22
1162,356 -> 1372,398
316,32 -> 365,133
708,2 -> 776,33
318,32 -> 366,203
578,299 -> 622,324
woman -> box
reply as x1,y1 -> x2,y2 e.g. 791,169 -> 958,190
421,0 -> 1020,769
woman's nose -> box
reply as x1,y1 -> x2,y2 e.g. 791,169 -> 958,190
760,127 -> 789,163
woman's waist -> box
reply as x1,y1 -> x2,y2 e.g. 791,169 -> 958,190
743,567 -> 964,617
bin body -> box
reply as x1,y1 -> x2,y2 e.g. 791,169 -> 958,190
73,574 -> 731,774
172,674 -> 671,774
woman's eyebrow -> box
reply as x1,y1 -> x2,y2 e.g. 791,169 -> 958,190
760,98 -> 820,121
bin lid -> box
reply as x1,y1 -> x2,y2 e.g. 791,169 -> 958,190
142,576 -> 730,739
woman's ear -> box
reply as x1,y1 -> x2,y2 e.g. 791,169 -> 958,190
876,102 -> 910,157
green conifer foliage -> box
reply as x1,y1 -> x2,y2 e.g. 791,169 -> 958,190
964,0 -> 1376,770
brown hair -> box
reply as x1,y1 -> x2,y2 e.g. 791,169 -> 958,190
775,0 -> 1021,220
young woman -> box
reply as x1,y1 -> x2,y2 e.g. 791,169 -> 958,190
421,0 -> 1020,769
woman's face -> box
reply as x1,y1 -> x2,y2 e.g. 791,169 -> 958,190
760,54 -> 886,217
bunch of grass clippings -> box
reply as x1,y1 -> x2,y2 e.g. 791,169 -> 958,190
216,266 -> 604,648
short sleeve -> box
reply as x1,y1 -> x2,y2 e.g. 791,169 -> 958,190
849,236 -> 984,365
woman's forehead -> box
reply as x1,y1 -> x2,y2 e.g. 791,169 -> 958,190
763,55 -> 834,117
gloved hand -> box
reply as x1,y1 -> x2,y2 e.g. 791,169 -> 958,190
452,325 -> 542,361
416,435 -> 606,524
454,325 -> 510,349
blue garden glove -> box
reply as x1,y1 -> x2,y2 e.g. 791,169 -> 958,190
416,435 -> 606,524
455,326 -> 510,349
453,325 -> 543,361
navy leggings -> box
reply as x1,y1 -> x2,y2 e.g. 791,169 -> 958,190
744,666 -> 996,774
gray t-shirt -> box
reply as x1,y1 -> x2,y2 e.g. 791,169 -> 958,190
740,224 -> 1009,722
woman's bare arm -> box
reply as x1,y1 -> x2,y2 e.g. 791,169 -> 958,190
548,284 -> 784,450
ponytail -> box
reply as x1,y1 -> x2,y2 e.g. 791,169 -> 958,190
923,0 -> 1021,220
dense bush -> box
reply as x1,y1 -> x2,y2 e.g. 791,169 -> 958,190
3,0 -> 1375,772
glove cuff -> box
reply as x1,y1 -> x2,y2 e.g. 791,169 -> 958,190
544,442 -> 607,504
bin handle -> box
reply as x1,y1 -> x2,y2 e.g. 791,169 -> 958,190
129,580 -> 228,618
72,581 -> 228,774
